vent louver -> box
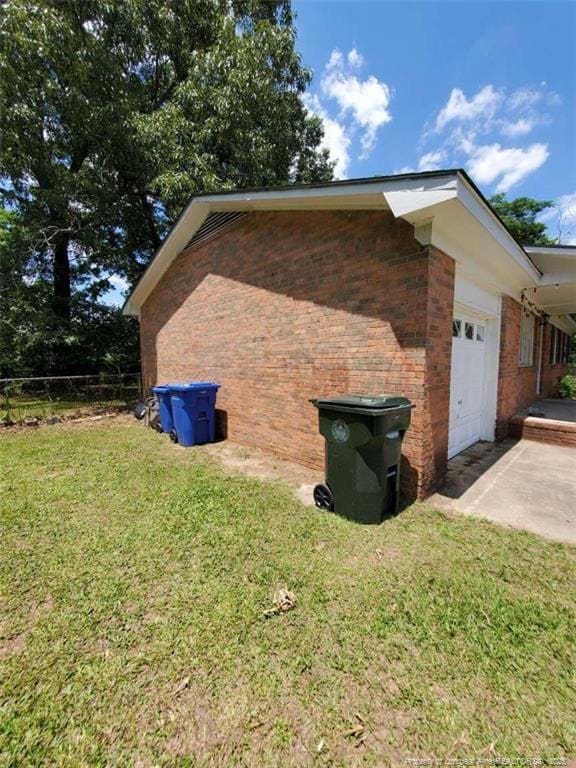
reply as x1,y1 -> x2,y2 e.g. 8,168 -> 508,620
185,211 -> 247,250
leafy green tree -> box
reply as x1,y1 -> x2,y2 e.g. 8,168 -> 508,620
0,0 -> 333,327
489,194 -> 555,246
0,210 -> 139,377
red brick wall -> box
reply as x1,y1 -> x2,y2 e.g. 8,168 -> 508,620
495,299 -> 572,437
419,246 -> 456,493
140,210 -> 454,499
496,296 -> 538,437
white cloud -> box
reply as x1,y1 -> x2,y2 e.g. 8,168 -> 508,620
507,87 -> 543,111
406,82 -> 562,192
347,48 -> 364,69
326,49 -> 343,70
435,85 -> 503,132
321,48 -> 392,158
433,84 -> 554,142
109,274 -> 129,292
500,117 -> 536,137
418,150 -> 447,172
304,94 -> 351,178
467,142 -> 549,193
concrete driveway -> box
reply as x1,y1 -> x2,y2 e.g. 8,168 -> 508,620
431,439 -> 576,544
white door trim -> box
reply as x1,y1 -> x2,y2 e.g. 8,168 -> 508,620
449,296 -> 501,459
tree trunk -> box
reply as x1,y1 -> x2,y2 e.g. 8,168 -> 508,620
52,231 -> 71,322
141,194 -> 161,252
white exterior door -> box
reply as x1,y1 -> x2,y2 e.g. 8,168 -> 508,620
448,313 -> 488,459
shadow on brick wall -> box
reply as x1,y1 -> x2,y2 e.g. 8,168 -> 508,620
139,210 -> 455,501
215,408 -> 228,442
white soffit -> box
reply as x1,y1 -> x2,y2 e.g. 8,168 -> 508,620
383,188 -> 457,217
531,284 -> 576,316
524,246 -> 576,285
549,314 -> 576,334
524,246 -> 576,317
383,176 -> 541,289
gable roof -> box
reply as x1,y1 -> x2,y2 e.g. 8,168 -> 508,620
122,169 -> 547,317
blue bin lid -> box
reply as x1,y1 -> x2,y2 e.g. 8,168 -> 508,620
167,381 -> 219,391
152,385 -> 171,393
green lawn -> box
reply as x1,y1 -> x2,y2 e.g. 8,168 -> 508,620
1,420 -> 575,767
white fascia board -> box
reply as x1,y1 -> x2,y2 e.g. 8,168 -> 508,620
525,245 -> 576,258
538,272 -> 576,286
202,173 -> 457,208
123,202 -> 210,316
456,177 -> 542,283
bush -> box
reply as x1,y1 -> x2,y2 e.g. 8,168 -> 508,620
558,375 -> 576,399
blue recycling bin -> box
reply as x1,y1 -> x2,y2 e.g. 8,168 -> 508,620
169,382 -> 220,447
151,385 -> 174,434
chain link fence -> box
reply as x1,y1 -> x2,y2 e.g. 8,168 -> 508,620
0,373 -> 142,425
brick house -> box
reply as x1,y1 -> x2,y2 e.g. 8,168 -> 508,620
124,171 -> 575,499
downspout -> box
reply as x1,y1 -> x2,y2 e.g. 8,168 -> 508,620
536,319 -> 545,396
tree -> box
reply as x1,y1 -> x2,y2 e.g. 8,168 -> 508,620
0,0 -> 333,328
489,194 -> 555,246
0,209 -> 140,377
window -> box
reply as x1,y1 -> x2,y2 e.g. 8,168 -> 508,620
550,326 -> 572,365
519,311 -> 534,366
549,326 -> 557,365
453,318 -> 486,343
564,333 -> 572,364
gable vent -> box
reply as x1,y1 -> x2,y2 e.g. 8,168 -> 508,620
185,211 -> 247,250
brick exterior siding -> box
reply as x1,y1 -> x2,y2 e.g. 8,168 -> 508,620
495,296 -> 570,438
140,210 -> 455,500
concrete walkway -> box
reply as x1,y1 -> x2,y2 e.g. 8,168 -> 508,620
431,439 -> 576,544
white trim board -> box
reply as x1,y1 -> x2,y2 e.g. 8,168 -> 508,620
123,170 -> 544,316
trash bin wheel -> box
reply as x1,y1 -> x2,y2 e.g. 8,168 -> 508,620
313,483 -> 334,511
169,429 -> 178,443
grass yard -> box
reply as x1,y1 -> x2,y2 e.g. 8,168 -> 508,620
1,419 -> 575,767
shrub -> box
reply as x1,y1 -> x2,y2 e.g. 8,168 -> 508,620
558,374 -> 576,399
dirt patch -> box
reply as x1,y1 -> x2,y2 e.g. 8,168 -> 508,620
1,409 -> 131,433
202,441 -> 320,506
0,596 -> 54,660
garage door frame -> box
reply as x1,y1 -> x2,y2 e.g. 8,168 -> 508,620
448,289 -> 501,459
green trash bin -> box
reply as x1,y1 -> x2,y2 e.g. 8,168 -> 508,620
311,394 -> 413,524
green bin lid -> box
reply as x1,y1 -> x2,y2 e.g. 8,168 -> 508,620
312,393 -> 411,409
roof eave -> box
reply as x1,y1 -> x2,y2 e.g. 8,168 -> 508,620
122,171 -> 463,316
122,169 -> 542,315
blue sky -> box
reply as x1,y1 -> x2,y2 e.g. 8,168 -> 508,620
295,0 -> 576,228
104,0 -> 576,306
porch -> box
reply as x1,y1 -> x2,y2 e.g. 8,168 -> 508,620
508,398 -> 576,447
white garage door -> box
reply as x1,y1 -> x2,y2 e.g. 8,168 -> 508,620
448,313 -> 487,459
